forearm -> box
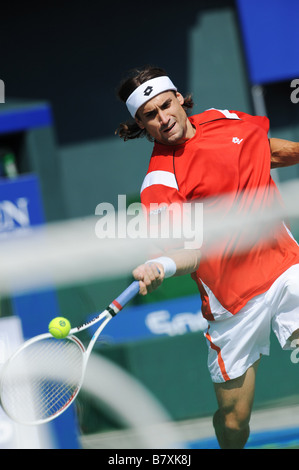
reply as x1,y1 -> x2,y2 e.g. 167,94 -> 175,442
166,248 -> 201,276
133,248 -> 201,295
270,138 -> 299,168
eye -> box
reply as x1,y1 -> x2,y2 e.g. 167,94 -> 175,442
145,110 -> 156,119
161,99 -> 172,110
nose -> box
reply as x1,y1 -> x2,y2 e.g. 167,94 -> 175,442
158,109 -> 169,125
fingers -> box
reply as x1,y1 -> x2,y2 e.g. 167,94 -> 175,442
133,262 -> 164,295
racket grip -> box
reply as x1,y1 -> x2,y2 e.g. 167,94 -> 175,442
113,280 -> 140,310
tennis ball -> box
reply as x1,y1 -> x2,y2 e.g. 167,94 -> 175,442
48,317 -> 71,339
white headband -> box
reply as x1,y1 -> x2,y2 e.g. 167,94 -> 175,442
126,76 -> 177,118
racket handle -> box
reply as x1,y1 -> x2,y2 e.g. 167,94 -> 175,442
111,267 -> 161,313
112,280 -> 140,311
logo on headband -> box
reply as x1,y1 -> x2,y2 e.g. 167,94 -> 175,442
143,86 -> 153,96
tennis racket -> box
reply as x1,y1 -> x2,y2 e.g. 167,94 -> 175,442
0,280 -> 140,425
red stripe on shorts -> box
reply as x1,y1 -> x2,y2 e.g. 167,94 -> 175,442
205,330 -> 230,381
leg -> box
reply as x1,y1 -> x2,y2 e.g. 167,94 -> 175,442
213,359 -> 259,449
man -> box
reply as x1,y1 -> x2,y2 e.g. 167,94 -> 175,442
116,65 -> 299,449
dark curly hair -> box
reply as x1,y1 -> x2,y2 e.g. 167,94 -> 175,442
115,65 -> 194,141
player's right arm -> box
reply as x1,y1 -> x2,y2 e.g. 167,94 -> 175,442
137,148 -> 202,295
133,248 -> 201,295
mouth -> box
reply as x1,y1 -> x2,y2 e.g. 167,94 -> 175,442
163,122 -> 176,133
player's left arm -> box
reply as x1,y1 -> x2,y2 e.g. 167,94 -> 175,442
270,138 -> 299,168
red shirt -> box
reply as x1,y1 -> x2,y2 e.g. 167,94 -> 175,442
140,109 -> 299,320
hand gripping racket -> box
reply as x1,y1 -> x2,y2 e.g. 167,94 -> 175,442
0,280 -> 140,425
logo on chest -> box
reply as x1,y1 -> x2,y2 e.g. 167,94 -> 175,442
232,137 -> 243,145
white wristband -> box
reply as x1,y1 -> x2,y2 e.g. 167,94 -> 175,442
145,256 -> 177,278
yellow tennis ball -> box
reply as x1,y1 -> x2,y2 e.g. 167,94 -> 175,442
48,317 -> 71,339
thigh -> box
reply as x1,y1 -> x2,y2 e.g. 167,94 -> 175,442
213,359 -> 260,423
206,294 -> 270,383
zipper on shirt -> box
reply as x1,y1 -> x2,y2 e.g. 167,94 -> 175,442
172,149 -> 179,191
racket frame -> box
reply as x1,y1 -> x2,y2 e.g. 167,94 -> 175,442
0,280 -> 140,425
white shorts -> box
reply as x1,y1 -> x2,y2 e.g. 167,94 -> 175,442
205,264 -> 299,383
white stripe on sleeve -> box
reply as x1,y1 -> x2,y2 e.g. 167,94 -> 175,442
140,170 -> 178,194
207,108 -> 240,120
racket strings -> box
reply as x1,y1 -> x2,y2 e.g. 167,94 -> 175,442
1,337 -> 84,424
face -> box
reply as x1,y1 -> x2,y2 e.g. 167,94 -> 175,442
135,91 -> 195,145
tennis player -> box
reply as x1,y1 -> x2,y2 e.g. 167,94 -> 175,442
116,65 -> 299,449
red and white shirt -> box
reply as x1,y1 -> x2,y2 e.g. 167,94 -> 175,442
140,109 -> 299,320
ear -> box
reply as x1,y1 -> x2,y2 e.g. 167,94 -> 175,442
135,115 -> 145,130
176,92 -> 184,106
